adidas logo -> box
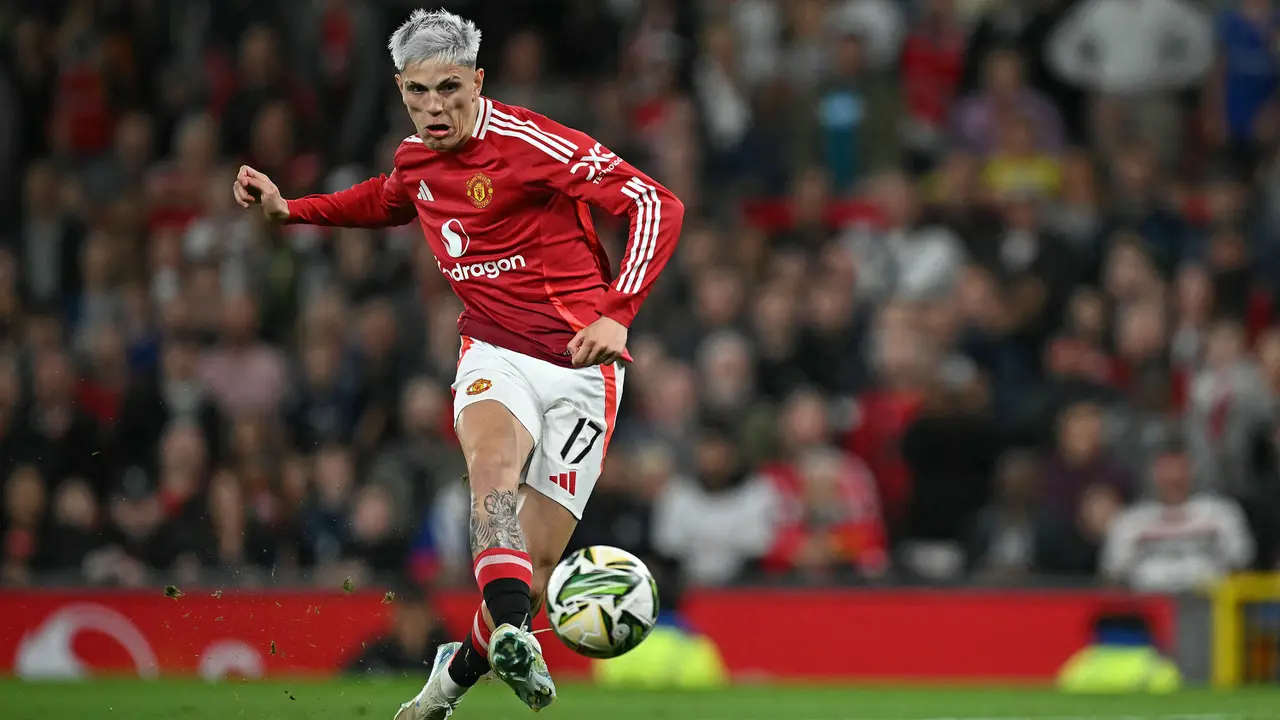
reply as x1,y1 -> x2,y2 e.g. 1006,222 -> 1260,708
418,180 -> 434,202
551,471 -> 577,496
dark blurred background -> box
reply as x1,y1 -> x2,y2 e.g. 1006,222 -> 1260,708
0,0 -> 1278,598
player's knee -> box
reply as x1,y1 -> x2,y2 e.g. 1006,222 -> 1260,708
465,449 -> 523,490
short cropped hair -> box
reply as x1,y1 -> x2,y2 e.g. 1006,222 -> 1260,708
388,8 -> 482,71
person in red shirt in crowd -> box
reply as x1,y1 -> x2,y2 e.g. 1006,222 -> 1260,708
233,9 -> 684,719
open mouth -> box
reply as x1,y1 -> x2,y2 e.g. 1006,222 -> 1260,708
424,124 -> 451,139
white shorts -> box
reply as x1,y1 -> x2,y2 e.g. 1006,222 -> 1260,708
451,337 -> 624,519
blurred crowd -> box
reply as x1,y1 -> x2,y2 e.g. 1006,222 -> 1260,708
2,0 -> 1280,595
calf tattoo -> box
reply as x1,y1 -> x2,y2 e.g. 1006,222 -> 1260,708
469,488 -> 526,554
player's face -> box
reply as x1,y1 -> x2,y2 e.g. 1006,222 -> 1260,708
396,61 -> 484,151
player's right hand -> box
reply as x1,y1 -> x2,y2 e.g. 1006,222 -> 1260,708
233,165 -> 289,222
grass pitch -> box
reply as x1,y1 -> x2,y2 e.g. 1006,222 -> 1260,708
2,680 -> 1279,720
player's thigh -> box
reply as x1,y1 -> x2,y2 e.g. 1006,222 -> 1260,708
517,485 -> 579,613
452,342 -> 541,485
523,362 -> 624,523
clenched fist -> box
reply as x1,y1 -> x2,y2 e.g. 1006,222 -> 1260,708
567,316 -> 628,367
232,165 -> 289,222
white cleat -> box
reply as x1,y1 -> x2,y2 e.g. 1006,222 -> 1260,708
394,641 -> 464,720
488,624 -> 556,712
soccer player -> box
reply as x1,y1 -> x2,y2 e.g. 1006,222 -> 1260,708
232,8 -> 683,719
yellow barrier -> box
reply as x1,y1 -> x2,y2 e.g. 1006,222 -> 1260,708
1212,573 -> 1280,688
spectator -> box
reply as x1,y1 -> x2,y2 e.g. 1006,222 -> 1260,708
965,450 -> 1051,580
694,331 -> 774,456
1106,151 -> 1189,272
651,427 -> 778,586
81,110 -> 155,206
794,251 -> 873,396
345,583 -> 450,676
981,119 -> 1063,198
692,22 -> 753,186
899,0 -> 967,171
1042,400 -> 1133,527
842,171 -> 966,304
300,444 -> 356,568
219,24 -> 313,161
1048,0 -> 1213,163
89,467 -> 201,584
370,377 -> 457,536
2,466 -> 47,585
44,477 -> 100,572
902,356 -> 1005,544
1205,0 -> 1280,175
199,292 -> 288,417
762,446 -> 887,581
285,336 -> 359,450
13,161 -> 86,308
1186,319 -> 1273,496
113,331 -> 222,480
808,31 -> 871,192
342,483 -> 408,576
952,49 -> 1065,157
1044,151 -> 1104,253
205,469 -> 275,572
12,349 -> 102,496
570,443 -> 667,562
1102,439 -> 1253,591
1170,265 -> 1215,370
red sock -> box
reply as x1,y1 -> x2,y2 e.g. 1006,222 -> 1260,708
448,609 -> 492,688
473,548 -> 533,628
468,608 -> 491,658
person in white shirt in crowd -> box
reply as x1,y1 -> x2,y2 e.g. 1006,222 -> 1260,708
1102,438 -> 1254,593
1046,0 -> 1214,166
651,426 -> 779,586
841,171 -> 967,304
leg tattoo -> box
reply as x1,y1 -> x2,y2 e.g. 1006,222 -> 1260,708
469,488 -> 527,555
468,487 -> 534,629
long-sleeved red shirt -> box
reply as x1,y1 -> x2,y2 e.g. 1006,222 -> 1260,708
285,97 -> 684,367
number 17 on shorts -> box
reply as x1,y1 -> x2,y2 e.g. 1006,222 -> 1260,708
526,366 -> 623,520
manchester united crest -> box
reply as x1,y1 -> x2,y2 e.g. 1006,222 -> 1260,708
465,173 -> 493,209
466,378 -> 492,396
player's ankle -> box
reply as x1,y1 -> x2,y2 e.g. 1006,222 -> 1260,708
486,586 -> 532,630
447,610 -> 492,689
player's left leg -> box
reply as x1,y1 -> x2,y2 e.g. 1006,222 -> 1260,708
393,489 -> 572,720
477,486 -> 578,710
481,360 -> 623,712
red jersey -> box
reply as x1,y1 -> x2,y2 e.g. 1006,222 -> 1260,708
285,97 -> 685,366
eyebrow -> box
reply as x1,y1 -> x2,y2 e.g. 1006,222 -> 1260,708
406,76 -> 462,91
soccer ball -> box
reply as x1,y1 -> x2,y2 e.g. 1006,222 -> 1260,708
545,545 -> 659,659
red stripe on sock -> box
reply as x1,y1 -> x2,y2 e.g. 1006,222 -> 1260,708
469,609 -> 491,657
473,547 -> 533,588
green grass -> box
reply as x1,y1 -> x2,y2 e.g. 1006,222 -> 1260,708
2,680 -> 1279,720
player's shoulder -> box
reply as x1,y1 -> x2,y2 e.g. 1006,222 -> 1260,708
480,97 -> 584,164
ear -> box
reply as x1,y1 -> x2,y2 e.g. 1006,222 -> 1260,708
474,68 -> 485,98
395,73 -> 404,92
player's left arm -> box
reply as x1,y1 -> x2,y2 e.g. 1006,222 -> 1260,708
510,112 -> 685,366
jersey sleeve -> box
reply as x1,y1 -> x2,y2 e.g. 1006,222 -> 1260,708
284,167 -> 417,228
494,108 -> 685,327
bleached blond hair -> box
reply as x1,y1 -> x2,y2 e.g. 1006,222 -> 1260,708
388,8 -> 482,71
